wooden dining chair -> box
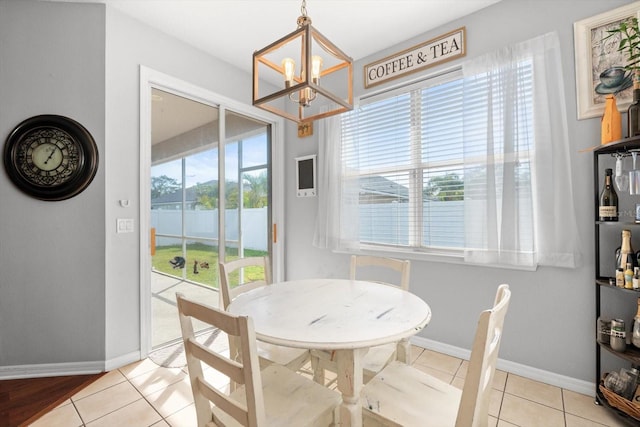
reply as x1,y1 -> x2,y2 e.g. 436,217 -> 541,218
311,255 -> 411,385
176,292 -> 341,427
361,284 -> 511,427
349,255 -> 411,291
219,256 -> 310,371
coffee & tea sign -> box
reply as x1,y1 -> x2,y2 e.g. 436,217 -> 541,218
364,27 -> 466,89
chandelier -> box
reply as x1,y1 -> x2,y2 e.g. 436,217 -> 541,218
252,0 -> 353,124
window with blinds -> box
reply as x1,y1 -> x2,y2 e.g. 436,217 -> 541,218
340,63 -> 533,253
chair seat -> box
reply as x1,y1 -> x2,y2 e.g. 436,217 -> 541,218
212,364 -> 342,427
362,361 -> 461,427
362,284 -> 510,427
257,341 -> 310,370
361,343 -> 397,381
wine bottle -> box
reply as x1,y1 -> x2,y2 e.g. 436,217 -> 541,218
629,74 -> 640,137
599,168 -> 618,221
616,229 -> 638,270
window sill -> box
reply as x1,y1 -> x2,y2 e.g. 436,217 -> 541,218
334,244 -> 462,264
334,245 -> 539,272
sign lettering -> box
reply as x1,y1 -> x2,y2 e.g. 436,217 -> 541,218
364,27 -> 466,89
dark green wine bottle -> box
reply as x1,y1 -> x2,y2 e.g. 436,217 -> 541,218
599,168 -> 618,221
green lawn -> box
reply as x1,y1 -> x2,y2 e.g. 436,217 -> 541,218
152,242 -> 267,288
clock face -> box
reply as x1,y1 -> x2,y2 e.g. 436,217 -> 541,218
20,128 -> 80,186
3,115 -> 98,201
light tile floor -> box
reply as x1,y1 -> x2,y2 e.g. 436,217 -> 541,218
30,340 -> 632,427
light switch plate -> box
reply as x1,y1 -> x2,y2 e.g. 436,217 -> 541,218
117,218 -> 134,233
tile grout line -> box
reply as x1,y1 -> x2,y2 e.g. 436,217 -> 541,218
70,398 -> 87,427
561,386 -> 567,427
124,365 -> 195,425
69,367 -> 164,427
135,376 -> 182,425
496,372 -> 507,424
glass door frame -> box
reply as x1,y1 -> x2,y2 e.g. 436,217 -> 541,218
139,66 -> 285,357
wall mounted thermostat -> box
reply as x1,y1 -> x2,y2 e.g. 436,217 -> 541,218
295,154 -> 317,197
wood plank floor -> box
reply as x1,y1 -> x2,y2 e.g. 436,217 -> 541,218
0,373 -> 104,427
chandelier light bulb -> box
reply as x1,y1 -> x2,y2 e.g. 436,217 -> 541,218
311,55 -> 323,84
282,57 -> 296,87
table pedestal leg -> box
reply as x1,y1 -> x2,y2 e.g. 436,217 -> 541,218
397,337 -> 411,363
310,352 -> 325,384
335,348 -> 367,427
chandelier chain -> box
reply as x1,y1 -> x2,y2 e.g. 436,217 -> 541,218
296,0 -> 311,27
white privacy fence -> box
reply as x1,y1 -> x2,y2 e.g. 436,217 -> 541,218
151,207 -> 268,251
151,201 -> 470,251
359,201 -> 465,248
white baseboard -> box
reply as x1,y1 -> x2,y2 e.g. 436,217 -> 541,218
411,336 -> 596,397
0,340 -> 596,397
105,351 -> 141,372
0,351 -> 142,380
0,360 -> 104,380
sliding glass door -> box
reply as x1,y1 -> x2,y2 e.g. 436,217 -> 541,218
222,111 -> 271,284
149,89 -> 271,348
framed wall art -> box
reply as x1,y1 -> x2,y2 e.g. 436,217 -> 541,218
574,2 -> 640,120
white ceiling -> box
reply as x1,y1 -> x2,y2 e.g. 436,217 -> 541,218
47,0 -> 502,144
50,0 -> 502,74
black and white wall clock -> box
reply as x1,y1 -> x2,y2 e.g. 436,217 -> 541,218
3,114 -> 99,201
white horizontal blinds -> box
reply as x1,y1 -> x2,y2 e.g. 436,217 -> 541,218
420,78 -> 464,249
341,94 -> 414,246
462,59 -> 535,253
341,70 -> 466,250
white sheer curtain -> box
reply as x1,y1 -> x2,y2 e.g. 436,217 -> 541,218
313,113 -> 360,250
462,31 -> 581,268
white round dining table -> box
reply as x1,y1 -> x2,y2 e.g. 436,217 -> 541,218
227,278 -> 432,427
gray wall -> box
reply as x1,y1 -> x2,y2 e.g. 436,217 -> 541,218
0,1 -> 106,367
0,0 -> 632,389
284,0 -> 630,387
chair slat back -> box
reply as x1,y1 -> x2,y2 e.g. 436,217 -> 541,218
456,284 -> 511,427
350,255 -> 411,290
177,292 -> 266,427
219,256 -> 272,310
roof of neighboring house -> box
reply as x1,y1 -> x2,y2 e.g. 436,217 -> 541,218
152,176 -> 407,205
151,180 -> 217,204
359,175 -> 408,201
